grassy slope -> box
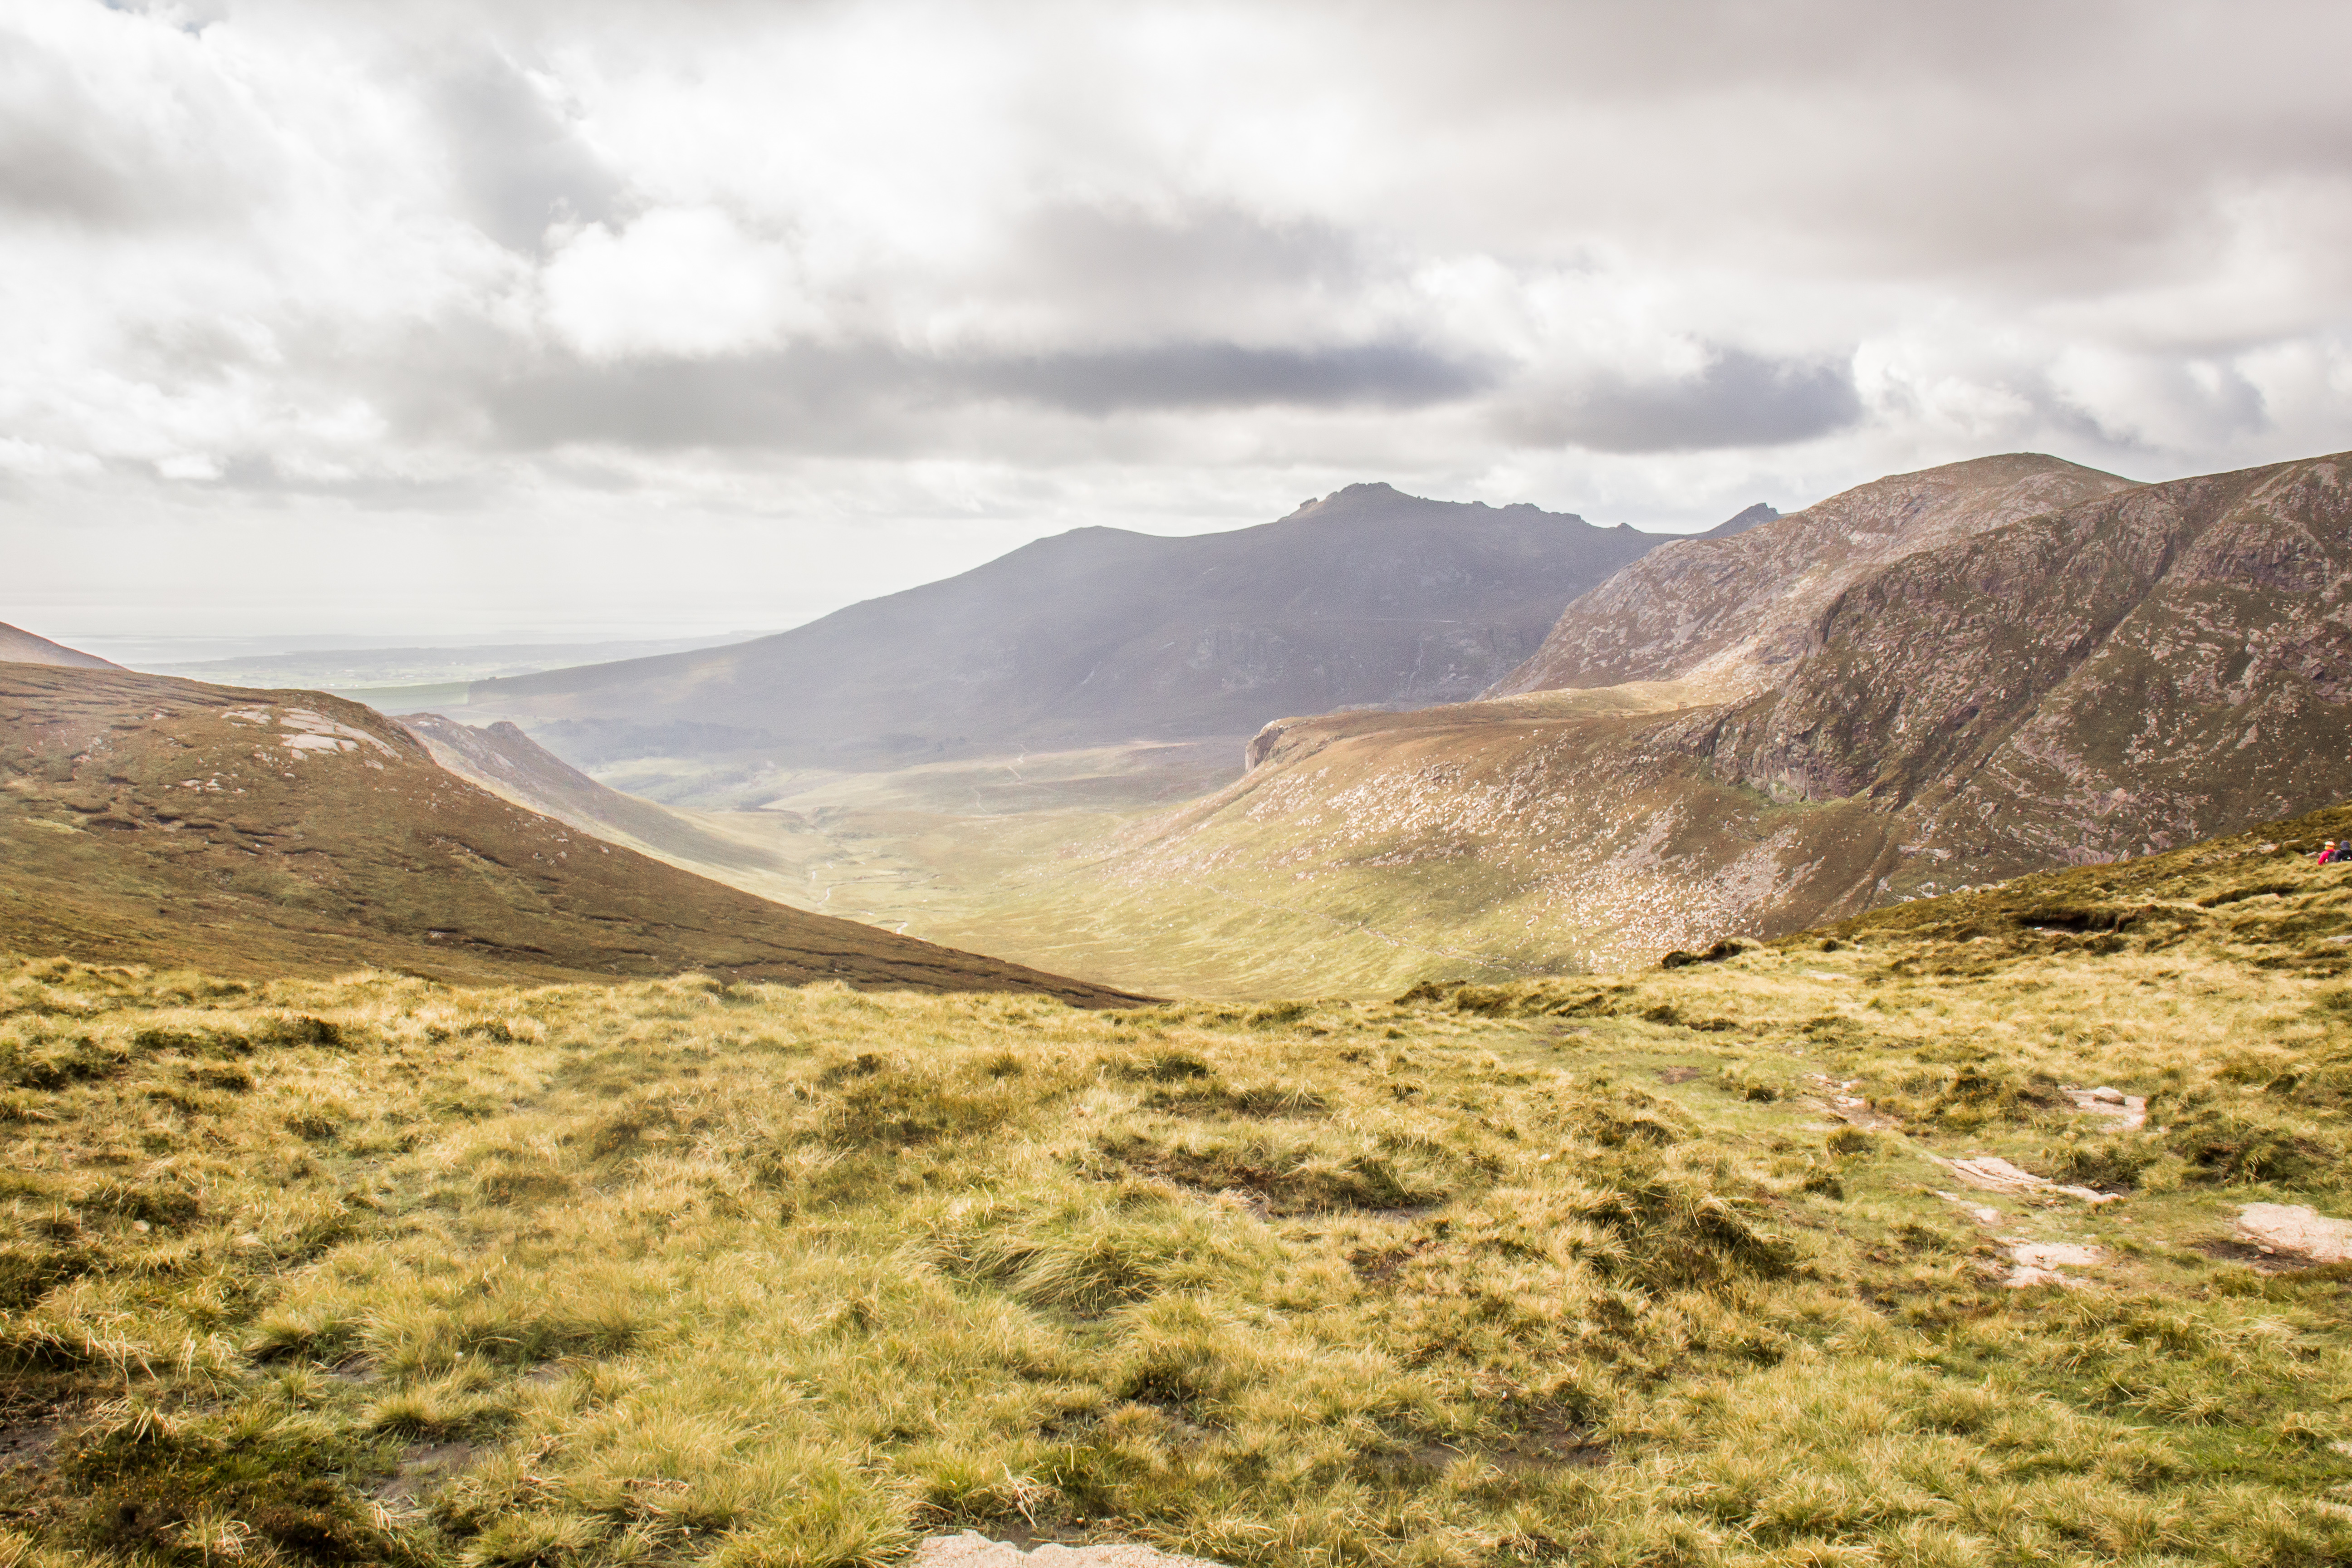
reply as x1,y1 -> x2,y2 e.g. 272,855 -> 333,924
4,804 -> 2352,1566
0,664 -> 1137,1008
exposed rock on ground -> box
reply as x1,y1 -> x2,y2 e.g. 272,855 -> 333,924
2236,1203 -> 2352,1264
1943,1156 -> 2119,1205
914,1531 -> 1229,1567
2063,1085 -> 2149,1129
2006,1241 -> 2104,1288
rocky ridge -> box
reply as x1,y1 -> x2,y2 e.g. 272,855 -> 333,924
397,710 -> 794,878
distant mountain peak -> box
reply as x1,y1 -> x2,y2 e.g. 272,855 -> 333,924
1287,481 -> 1590,529
1703,502 -> 1779,539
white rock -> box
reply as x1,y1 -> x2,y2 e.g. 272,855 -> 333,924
913,1533 -> 1230,1568
2004,1240 -> 2102,1289
1943,1155 -> 2119,1204
2236,1204 -> 2352,1264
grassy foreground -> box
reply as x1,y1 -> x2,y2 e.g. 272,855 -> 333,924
4,805 -> 2352,1567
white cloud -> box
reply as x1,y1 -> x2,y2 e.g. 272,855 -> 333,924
540,207 -> 819,359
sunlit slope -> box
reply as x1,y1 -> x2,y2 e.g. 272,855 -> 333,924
4,802 -> 2351,1565
397,711 -> 797,882
0,665 -> 1141,1004
464,484 -> 1715,767
1084,451 -> 2352,976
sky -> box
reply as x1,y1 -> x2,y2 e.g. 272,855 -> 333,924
6,0 -> 2352,647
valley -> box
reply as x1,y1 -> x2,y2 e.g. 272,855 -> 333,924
371,451 -> 2352,999
0,664 -> 1137,1006
18,12 -> 2352,1566
5,450 -> 2351,1568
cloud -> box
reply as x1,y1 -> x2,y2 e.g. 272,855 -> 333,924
0,4 -> 271,228
433,55 -> 624,251
540,207 -> 815,358
480,336 -> 1491,450
1502,348 -> 1864,454
8,0 -> 2352,639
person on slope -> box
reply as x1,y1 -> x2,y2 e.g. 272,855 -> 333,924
2321,840 -> 2341,866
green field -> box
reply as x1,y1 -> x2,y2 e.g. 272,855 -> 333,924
5,804 -> 2352,1566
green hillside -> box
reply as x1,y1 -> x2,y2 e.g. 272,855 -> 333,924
4,801 -> 2350,1566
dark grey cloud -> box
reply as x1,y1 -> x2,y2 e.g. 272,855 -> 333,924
1503,349 -> 1863,454
1010,202 -> 1362,321
433,55 -> 623,250
969,339 -> 1491,416
472,338 -> 1493,450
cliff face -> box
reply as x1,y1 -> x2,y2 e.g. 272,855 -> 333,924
1693,454 -> 2352,892
1120,451 -> 2352,971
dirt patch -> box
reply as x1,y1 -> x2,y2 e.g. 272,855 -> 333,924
1654,1066 -> 1702,1085
2193,1238 -> 2308,1274
1484,1402 -> 1609,1472
2235,1202 -> 2352,1264
915,1532 -> 1229,1568
0,1417 -> 62,1472
1102,1136 -> 1442,1215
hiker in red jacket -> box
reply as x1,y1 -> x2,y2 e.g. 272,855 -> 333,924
2322,840 -> 2341,866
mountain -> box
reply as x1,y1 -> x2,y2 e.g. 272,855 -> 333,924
0,621 -> 117,670
1054,450 -> 2352,980
1698,501 -> 1779,539
0,663 -> 1140,1003
464,485 -> 1760,766
1488,454 -> 2127,698
396,710 -> 793,878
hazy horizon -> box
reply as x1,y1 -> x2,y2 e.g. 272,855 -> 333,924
7,0 -> 2347,641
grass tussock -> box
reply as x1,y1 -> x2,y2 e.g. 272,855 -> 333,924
2,802 -> 2352,1565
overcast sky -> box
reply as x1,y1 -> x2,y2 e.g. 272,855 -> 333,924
7,0 -> 2351,646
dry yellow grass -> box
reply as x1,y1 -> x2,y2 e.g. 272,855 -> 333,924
3,803 -> 2352,1567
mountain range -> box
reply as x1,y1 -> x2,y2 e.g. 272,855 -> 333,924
463,485 -> 1773,767
1080,449 -> 2352,978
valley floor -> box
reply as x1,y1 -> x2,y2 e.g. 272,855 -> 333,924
588,738 -> 1596,1001
5,802 -> 2352,1566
